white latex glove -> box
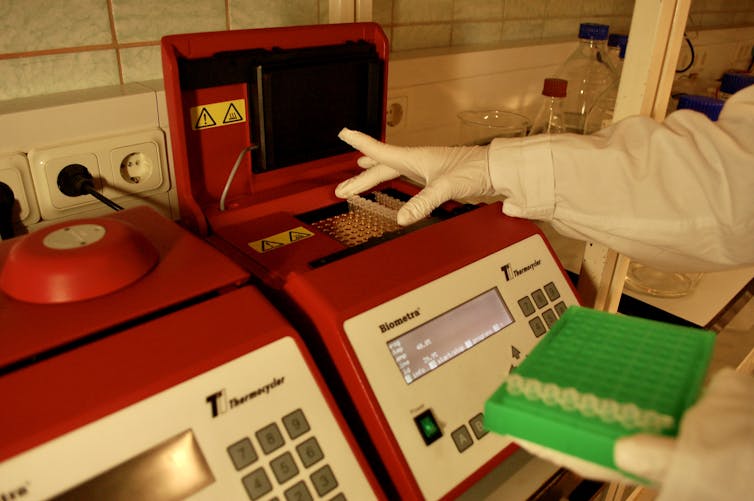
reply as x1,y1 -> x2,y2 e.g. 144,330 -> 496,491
615,368 -> 754,500
336,128 -> 495,226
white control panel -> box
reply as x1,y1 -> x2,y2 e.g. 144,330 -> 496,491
0,336 -> 377,501
343,234 -> 578,500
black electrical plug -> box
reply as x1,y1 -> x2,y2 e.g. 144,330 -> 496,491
57,164 -> 123,211
57,163 -> 95,197
0,181 -> 15,240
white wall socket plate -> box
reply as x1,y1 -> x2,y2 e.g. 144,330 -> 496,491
40,151 -> 103,211
386,96 -> 408,132
28,129 -> 169,221
0,153 -> 40,231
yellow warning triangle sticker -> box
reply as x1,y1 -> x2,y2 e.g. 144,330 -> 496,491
194,108 -> 217,129
261,240 -> 285,252
289,230 -> 311,241
190,99 -> 246,131
249,226 -> 314,253
223,103 -> 244,124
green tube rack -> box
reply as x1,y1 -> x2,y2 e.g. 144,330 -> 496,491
484,306 -> 715,479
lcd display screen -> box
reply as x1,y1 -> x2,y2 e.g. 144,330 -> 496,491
53,430 -> 214,501
387,289 -> 515,384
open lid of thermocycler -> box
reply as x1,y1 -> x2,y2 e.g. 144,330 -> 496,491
161,23 -> 389,235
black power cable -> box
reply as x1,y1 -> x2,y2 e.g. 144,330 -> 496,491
676,34 -> 696,73
0,181 -> 15,239
57,164 -> 124,211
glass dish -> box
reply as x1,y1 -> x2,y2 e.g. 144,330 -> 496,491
458,109 -> 530,145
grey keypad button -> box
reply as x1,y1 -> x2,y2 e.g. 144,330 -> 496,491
554,301 -> 568,316
283,408 -> 311,440
529,317 -> 547,337
296,436 -> 324,468
330,494 -> 346,501
517,296 -> 536,316
531,289 -> 548,308
542,308 -> 558,328
310,464 -> 339,496
469,413 -> 488,440
242,467 -> 273,500
270,451 -> 299,485
544,282 -> 561,301
228,437 -> 258,471
256,422 -> 285,454
284,480 -> 313,501
451,425 -> 473,453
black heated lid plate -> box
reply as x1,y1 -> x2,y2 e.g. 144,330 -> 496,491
178,41 -> 384,172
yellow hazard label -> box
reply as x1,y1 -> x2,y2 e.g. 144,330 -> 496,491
248,227 -> 315,253
190,99 -> 246,130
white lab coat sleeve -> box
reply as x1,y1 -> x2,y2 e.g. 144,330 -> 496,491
487,85 -> 754,272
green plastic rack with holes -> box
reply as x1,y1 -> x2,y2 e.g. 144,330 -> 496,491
484,306 -> 715,480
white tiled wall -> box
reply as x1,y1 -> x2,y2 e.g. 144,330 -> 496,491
384,42 -> 574,145
0,15 -> 749,260
384,25 -> 754,146
0,81 -> 179,234
375,0 -> 754,52
0,1 -> 113,52
113,0 -> 227,42
0,0 -> 330,101
1,1 -> 753,102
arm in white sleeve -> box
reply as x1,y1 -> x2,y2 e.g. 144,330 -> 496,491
488,85 -> 754,271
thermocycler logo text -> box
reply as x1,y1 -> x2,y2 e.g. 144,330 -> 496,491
379,309 -> 420,333
206,376 -> 285,418
501,259 -> 542,281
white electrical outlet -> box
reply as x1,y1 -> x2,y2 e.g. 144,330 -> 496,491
107,130 -> 165,197
28,129 -> 169,221
42,152 -> 103,210
736,42 -> 753,66
386,96 -> 408,132
692,47 -> 709,74
0,153 -> 40,232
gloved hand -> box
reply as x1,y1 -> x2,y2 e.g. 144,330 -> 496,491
336,128 -> 495,226
614,367 -> 754,500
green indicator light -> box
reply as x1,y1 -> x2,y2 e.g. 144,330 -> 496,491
420,417 -> 438,437
414,410 -> 442,445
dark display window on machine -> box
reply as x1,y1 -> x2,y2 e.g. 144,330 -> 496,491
178,40 -> 384,173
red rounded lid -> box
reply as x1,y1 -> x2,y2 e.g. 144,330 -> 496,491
0,217 -> 159,304
542,78 -> 568,98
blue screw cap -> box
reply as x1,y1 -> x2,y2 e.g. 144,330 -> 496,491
608,34 -> 629,58
578,23 -> 610,41
677,94 -> 724,121
720,72 -> 754,95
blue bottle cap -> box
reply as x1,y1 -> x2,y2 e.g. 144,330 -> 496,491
677,94 -> 724,121
719,72 -> 754,95
578,23 -> 610,41
608,34 -> 629,59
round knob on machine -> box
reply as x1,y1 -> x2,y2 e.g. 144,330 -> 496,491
0,217 -> 159,304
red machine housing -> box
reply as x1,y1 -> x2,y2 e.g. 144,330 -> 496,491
281,203 -> 575,500
0,207 -> 384,499
161,23 -> 579,500
161,23 -> 388,237
0,206 -> 247,373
